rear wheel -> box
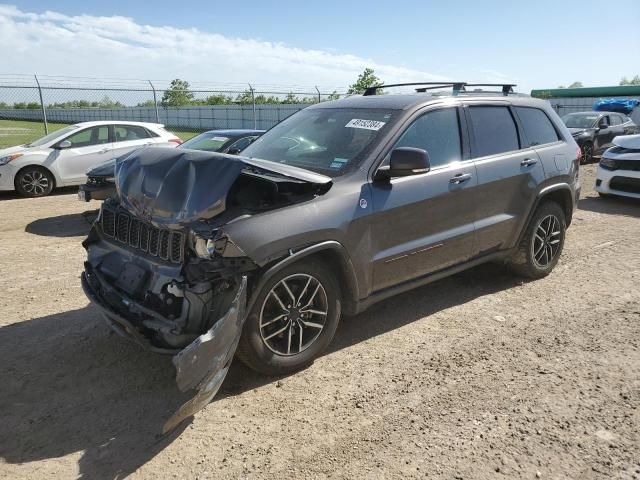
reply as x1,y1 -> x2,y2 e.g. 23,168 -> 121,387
580,142 -> 593,164
509,201 -> 566,279
236,259 -> 341,375
15,166 -> 54,197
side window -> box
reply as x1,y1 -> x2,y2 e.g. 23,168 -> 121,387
468,106 -> 519,157
515,107 -> 560,146
610,115 -> 621,126
392,108 -> 462,168
64,126 -> 110,148
114,125 -> 150,142
600,115 -> 611,127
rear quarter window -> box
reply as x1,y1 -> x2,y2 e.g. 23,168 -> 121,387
468,106 -> 519,157
514,107 -> 560,147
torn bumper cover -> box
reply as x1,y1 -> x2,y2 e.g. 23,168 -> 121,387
82,266 -> 247,433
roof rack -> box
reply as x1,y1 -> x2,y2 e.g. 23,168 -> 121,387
363,82 -> 517,96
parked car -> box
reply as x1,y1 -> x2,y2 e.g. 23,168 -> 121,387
0,121 -> 181,197
561,111 -> 638,164
596,134 -> 640,199
78,129 -> 264,202
81,83 -> 581,430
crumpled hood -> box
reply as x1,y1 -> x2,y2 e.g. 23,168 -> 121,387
115,146 -> 331,227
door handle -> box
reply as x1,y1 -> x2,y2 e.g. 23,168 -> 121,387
520,158 -> 538,167
450,173 -> 472,184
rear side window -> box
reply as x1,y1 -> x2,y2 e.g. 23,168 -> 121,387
468,106 -> 519,157
114,125 -> 150,142
393,108 -> 462,168
515,107 -> 560,146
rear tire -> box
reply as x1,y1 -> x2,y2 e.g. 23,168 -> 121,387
236,259 -> 341,376
508,201 -> 566,279
15,166 -> 54,197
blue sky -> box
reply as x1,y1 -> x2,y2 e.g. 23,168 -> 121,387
3,1 -> 640,92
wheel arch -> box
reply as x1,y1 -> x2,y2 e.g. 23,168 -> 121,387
517,183 -> 574,247
247,241 -> 360,316
14,164 -> 57,190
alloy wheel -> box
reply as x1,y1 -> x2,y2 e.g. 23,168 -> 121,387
259,273 -> 329,356
20,170 -> 50,196
532,214 -> 561,268
581,143 -> 593,164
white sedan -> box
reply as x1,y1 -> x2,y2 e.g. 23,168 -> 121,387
596,134 -> 640,199
0,121 -> 182,197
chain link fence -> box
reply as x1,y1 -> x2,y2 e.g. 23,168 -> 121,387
0,74 -> 347,137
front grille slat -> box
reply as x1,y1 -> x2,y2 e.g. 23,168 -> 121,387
100,206 -> 184,264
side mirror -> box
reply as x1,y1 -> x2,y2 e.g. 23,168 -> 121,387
56,140 -> 72,150
377,147 -> 430,179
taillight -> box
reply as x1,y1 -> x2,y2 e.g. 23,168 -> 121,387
169,138 -> 183,144
576,146 -> 581,161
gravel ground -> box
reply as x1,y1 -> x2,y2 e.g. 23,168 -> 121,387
0,165 -> 638,479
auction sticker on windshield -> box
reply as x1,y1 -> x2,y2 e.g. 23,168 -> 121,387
345,119 -> 386,131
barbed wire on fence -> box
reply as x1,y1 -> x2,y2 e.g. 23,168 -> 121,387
0,74 -> 349,134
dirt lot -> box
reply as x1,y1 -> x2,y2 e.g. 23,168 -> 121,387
0,165 -> 638,479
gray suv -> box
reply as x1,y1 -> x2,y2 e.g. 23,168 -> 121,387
81,82 -> 581,430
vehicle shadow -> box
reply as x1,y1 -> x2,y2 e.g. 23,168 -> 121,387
25,210 -> 98,237
578,193 -> 640,218
0,186 -> 78,201
0,262 -> 522,478
0,306 -> 191,480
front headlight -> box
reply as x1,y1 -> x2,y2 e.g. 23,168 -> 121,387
599,157 -> 616,170
0,153 -> 23,166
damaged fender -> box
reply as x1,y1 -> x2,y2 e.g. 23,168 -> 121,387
163,276 -> 247,433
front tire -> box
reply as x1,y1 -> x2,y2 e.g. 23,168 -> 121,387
236,259 -> 341,376
580,142 -> 593,164
15,166 -> 54,197
509,201 -> 566,279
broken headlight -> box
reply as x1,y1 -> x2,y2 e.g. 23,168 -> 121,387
193,235 -> 217,259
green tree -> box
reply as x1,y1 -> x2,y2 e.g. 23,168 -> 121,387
568,81 -> 583,88
97,96 -> 124,108
328,91 -> 341,101
234,90 -> 254,105
620,75 -> 640,86
204,94 -> 234,105
137,100 -> 156,107
347,68 -> 382,95
161,79 -> 194,107
281,92 -> 301,104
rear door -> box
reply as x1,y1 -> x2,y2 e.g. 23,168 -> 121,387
369,106 -> 477,291
55,125 -> 113,183
466,104 -> 546,254
110,124 -> 155,158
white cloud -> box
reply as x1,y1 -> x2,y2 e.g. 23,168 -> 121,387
0,4 -> 452,91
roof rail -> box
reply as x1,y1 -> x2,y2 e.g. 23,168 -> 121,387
363,82 -> 467,96
363,82 -> 517,96
460,83 -> 517,96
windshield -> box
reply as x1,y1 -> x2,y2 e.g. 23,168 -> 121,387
180,132 -> 230,152
562,114 -> 598,129
240,107 -> 398,177
27,125 -> 80,147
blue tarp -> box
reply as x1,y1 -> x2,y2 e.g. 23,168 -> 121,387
593,98 -> 640,115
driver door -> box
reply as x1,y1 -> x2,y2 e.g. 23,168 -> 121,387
368,107 -> 477,292
55,125 -> 113,184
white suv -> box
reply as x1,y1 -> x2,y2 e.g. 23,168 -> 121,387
0,121 -> 181,197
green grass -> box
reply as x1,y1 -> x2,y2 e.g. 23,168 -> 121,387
0,119 -> 200,149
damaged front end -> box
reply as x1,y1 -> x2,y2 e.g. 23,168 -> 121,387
81,147 -> 331,432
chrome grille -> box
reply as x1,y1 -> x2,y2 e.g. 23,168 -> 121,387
100,206 -> 184,264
